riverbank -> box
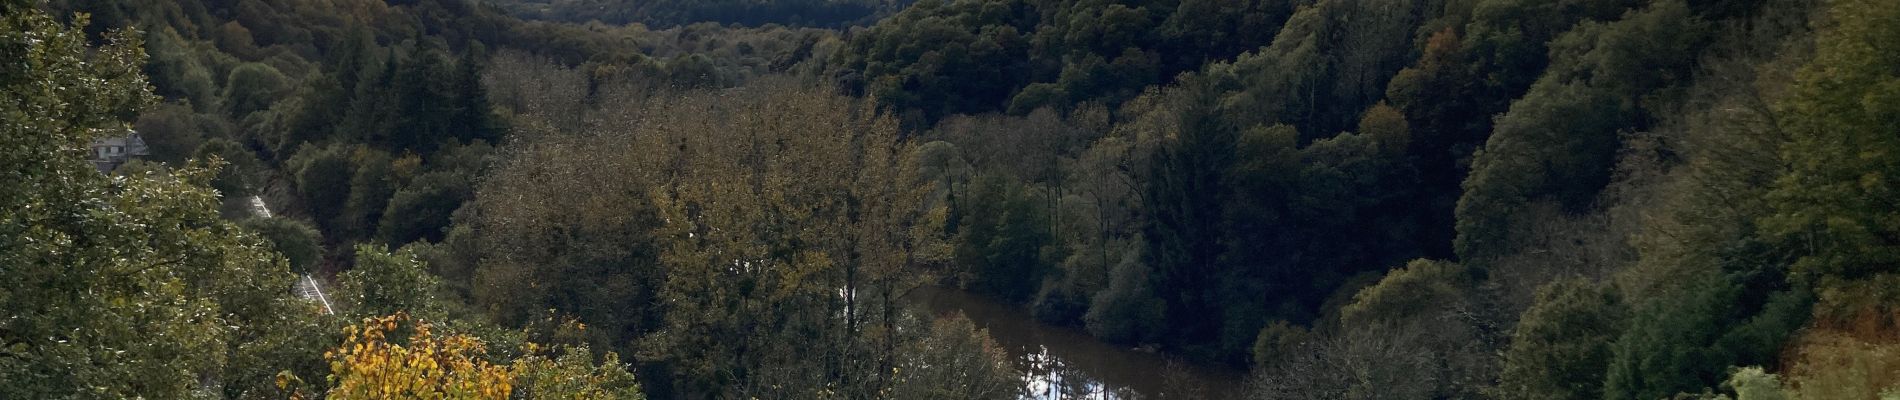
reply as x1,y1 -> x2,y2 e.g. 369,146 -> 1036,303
907,286 -> 1246,399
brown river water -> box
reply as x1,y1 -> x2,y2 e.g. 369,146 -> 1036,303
907,287 -> 1247,400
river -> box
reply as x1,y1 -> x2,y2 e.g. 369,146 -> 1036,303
907,287 -> 1247,400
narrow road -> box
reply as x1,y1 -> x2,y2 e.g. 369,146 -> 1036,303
250,194 -> 332,315
298,274 -> 334,315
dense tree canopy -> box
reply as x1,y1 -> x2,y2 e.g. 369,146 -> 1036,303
0,5 -> 322,397
10,0 -> 1900,397
485,0 -> 909,28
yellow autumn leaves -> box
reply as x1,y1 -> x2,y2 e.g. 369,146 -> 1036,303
292,313 -> 646,400
324,313 -> 513,400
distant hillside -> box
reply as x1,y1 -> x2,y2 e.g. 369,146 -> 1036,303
483,0 -> 914,27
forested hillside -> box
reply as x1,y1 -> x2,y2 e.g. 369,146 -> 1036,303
482,0 -> 913,27
4,0 -> 1898,398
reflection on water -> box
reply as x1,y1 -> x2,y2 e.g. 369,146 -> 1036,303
909,287 -> 1244,400
1019,344 -> 1138,399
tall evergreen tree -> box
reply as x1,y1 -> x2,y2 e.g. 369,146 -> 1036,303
1143,78 -> 1234,353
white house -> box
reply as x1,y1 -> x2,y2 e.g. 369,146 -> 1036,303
88,131 -> 149,172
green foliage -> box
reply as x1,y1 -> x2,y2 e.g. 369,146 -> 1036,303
1764,0 -> 1900,289
375,40 -> 503,154
242,217 -> 326,273
1602,270 -> 1810,400
1454,84 -> 1623,260
837,0 -> 1301,122
28,0 -> 1899,397
1126,78 -> 1426,362
1270,105 -> 1420,310
1384,29 -> 1490,251
1691,3 -> 1900,398
1319,258 -> 1496,398
1207,0 -> 1427,139
1142,78 -> 1235,353
0,8 -> 200,397
1083,239 -> 1166,344
891,314 -> 1023,400
663,53 -> 723,88
339,146 -> 396,239
631,83 -> 948,398
134,102 -> 222,163
1339,259 -> 1471,329
487,0 -> 901,28
223,62 -> 291,117
0,7 -> 321,397
290,142 -> 356,231
1495,278 -> 1627,400
954,173 -> 1056,302
1217,122 -> 1302,316
1455,0 -> 1715,263
1725,367 -> 1791,400
1458,0 -> 1645,97
1086,244 -> 1170,343
1007,83 -> 1068,115
1250,320 -> 1309,370
193,137 -> 265,196
457,124 -> 664,352
339,245 -> 447,319
377,171 -> 472,245
505,317 -> 648,399
511,344 -> 647,399
1156,0 -> 1291,73
143,27 -> 223,111
1044,113 -> 1149,329
837,0 -> 1038,121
